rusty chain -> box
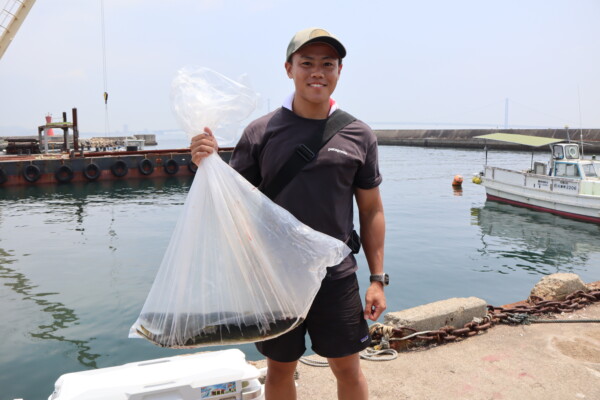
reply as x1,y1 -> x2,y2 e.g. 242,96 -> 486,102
369,289 -> 600,350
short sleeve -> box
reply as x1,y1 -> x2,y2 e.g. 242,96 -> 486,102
353,124 -> 382,189
229,126 -> 262,187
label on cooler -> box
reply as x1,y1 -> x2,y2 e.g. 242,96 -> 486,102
201,380 -> 239,398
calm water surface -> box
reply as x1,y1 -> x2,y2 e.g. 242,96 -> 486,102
1,144 -> 599,400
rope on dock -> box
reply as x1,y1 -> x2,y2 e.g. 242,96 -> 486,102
525,316 -> 600,324
359,348 -> 398,361
299,355 -> 329,367
298,348 -> 399,367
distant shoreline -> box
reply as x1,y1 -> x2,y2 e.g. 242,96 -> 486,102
375,128 -> 600,153
4,129 -> 600,154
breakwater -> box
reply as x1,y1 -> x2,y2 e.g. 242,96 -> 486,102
375,128 -> 600,153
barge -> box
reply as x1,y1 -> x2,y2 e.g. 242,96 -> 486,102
0,108 -> 232,187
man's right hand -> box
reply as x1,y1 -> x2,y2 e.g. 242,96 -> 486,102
190,127 -> 219,165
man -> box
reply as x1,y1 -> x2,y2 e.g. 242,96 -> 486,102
191,27 -> 386,400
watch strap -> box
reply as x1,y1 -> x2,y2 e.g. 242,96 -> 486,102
369,273 -> 389,286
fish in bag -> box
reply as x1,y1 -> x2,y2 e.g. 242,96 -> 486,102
129,152 -> 350,348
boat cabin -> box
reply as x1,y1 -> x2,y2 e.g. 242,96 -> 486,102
552,143 -> 580,161
549,143 -> 600,179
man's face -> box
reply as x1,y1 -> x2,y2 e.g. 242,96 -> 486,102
285,42 -> 342,110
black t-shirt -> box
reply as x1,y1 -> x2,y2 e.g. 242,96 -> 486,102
230,107 -> 382,279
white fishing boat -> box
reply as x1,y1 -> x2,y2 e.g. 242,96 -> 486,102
474,133 -> 600,223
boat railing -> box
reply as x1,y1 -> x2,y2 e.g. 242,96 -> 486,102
484,165 -> 600,197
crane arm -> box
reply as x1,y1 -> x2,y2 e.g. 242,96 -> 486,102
0,0 -> 36,60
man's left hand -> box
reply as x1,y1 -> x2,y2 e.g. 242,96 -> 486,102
364,282 -> 387,321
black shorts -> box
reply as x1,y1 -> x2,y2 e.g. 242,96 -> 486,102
255,272 -> 371,362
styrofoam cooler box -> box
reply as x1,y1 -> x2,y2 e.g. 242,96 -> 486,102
48,349 -> 264,400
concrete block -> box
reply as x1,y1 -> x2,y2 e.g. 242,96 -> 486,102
384,297 -> 488,332
530,273 -> 587,301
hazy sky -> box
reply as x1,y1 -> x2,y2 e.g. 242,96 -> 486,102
1,0 -> 599,137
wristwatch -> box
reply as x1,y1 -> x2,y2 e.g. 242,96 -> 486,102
369,273 -> 389,286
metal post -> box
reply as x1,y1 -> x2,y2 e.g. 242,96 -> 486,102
62,127 -> 68,151
38,126 -> 48,154
484,144 -> 488,166
580,129 -> 584,158
72,108 -> 79,152
530,151 -> 534,172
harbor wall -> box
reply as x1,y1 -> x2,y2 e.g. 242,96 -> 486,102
375,128 -> 600,153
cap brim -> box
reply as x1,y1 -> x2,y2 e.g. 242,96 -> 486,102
302,36 -> 346,59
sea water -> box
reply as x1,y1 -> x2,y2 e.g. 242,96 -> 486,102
1,141 -> 599,400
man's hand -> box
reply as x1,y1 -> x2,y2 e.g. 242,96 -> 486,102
190,127 -> 219,165
364,282 -> 386,321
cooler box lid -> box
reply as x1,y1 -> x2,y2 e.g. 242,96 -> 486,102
50,349 -> 258,400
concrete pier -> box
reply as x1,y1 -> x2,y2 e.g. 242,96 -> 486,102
375,128 -> 600,153
384,297 -> 488,333
253,275 -> 600,399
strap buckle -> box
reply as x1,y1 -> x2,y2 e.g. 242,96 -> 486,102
295,144 -> 315,162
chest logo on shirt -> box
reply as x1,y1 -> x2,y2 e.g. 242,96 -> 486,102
327,147 -> 349,156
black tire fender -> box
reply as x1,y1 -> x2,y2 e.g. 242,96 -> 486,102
164,159 -> 179,175
111,160 -> 128,177
55,165 -> 74,183
138,158 -> 154,176
23,164 -> 41,183
84,163 -> 101,180
0,168 -> 7,185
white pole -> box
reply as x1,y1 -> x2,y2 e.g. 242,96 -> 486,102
504,98 -> 509,129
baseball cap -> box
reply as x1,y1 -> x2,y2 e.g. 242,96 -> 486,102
286,28 -> 346,61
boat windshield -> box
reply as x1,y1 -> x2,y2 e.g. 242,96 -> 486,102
554,162 -> 581,178
552,146 -> 564,159
582,163 -> 598,178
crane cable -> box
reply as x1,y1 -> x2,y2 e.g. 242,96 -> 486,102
100,0 -> 110,136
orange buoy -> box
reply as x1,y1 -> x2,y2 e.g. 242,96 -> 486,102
452,174 -> 463,187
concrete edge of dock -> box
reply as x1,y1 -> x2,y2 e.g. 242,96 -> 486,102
253,272 -> 600,399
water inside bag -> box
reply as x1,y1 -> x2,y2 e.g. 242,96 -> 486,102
136,312 -> 303,348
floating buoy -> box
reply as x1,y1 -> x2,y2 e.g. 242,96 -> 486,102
472,175 -> 482,184
452,174 -> 463,187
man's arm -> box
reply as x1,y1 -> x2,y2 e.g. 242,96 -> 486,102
355,186 -> 386,321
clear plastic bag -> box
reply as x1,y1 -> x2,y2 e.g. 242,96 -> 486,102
129,67 -> 350,348
170,66 -> 258,147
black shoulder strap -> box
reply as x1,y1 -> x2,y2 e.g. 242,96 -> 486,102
261,109 -> 356,200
